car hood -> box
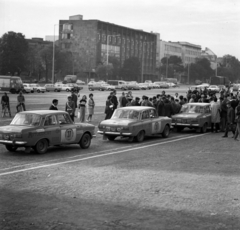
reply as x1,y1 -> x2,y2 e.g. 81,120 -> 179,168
100,119 -> 137,126
172,113 -> 202,119
0,125 -> 37,133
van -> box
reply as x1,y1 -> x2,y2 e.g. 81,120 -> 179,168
107,80 -> 127,90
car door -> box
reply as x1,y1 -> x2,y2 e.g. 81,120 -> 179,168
140,110 -> 152,135
57,113 -> 78,144
43,115 -> 61,145
149,109 -> 163,134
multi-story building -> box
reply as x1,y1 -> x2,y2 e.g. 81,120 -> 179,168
158,40 -> 201,66
201,47 -> 217,69
58,15 -> 157,81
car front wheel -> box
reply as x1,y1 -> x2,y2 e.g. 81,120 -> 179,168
5,145 -> 18,152
162,125 -> 170,138
135,130 -> 145,142
79,133 -> 91,149
34,139 -> 48,154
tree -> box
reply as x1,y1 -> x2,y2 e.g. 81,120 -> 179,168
0,31 -> 29,75
120,57 -> 141,81
217,55 -> 240,82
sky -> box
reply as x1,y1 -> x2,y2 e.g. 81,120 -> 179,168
0,0 -> 239,59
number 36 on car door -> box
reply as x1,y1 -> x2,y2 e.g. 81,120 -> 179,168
61,128 -> 76,143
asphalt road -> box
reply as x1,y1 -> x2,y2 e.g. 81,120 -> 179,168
0,87 -> 240,230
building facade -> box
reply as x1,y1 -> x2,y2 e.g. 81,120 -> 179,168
158,40 -> 201,66
58,15 -> 157,81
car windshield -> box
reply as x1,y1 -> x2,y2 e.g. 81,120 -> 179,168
112,109 -> 140,120
11,113 -> 41,126
181,105 -> 206,114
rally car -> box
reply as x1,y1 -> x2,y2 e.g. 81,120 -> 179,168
171,103 -> 212,133
0,111 -> 95,154
98,106 -> 172,142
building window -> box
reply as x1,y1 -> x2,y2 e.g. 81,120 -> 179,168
67,34 -> 71,39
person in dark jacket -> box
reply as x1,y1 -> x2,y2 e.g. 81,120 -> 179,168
105,95 -> 114,120
71,91 -> 78,108
110,90 -> 118,112
163,98 -> 174,118
157,97 -> 165,116
131,97 -> 141,106
234,100 -> 240,141
65,96 -> 75,121
222,101 -> 235,138
49,99 -> 58,110
220,95 -> 228,131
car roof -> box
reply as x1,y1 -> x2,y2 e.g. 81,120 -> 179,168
117,106 -> 154,111
186,103 -> 210,106
19,110 -> 67,115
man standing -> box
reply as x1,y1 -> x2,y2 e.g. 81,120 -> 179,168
131,97 -> 141,106
157,96 -> 165,116
222,101 -> 235,138
49,99 -> 58,110
110,90 -> 118,112
1,92 -> 11,117
211,98 -> 220,132
119,92 -> 128,107
16,91 -> 26,112
71,91 -> 78,108
220,95 -> 228,131
65,96 -> 75,121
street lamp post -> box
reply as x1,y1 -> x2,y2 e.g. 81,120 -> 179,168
52,24 -> 58,84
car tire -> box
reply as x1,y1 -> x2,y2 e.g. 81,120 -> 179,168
79,133 -> 91,149
201,123 -> 208,133
135,130 -> 145,142
37,90 -> 40,93
34,139 -> 48,154
107,135 -> 116,141
162,125 -> 170,138
5,145 -> 18,152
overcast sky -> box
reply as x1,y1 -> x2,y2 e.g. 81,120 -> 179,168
1,0 -> 239,59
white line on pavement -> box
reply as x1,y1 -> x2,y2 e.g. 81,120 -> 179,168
0,134 -> 186,172
0,133 -> 208,177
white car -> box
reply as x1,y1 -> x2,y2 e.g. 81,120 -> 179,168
54,83 -> 74,92
101,84 -> 115,91
208,85 -> 220,92
23,84 -> 34,93
166,82 -> 176,87
29,84 -> 46,93
150,83 -> 160,89
138,83 -> 148,90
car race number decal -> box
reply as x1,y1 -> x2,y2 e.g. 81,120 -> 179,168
61,128 -> 76,143
152,122 -> 161,133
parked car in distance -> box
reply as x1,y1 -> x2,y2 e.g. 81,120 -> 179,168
107,80 -> 128,90
44,84 -> 62,92
29,84 -> 46,93
88,82 -> 105,91
208,85 -> 220,93
0,110 -> 95,154
98,107 -> 172,142
155,82 -> 169,89
76,80 -> 85,85
23,83 -> 34,93
171,103 -> 211,133
126,82 -> 140,90
54,83 -> 74,92
232,84 -> 240,92
101,84 -> 115,91
150,82 -> 160,89
138,83 -> 148,90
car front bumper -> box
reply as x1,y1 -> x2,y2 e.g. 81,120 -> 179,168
0,140 -> 27,145
97,131 -> 132,136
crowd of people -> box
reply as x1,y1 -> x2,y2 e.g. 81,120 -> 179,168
1,86 -> 240,141
104,88 -> 240,141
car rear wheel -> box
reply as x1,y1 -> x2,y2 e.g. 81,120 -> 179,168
5,145 -> 18,152
37,89 -> 40,93
79,133 -> 91,149
135,130 -> 145,142
162,125 -> 170,138
201,123 -> 208,133
34,139 -> 48,154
